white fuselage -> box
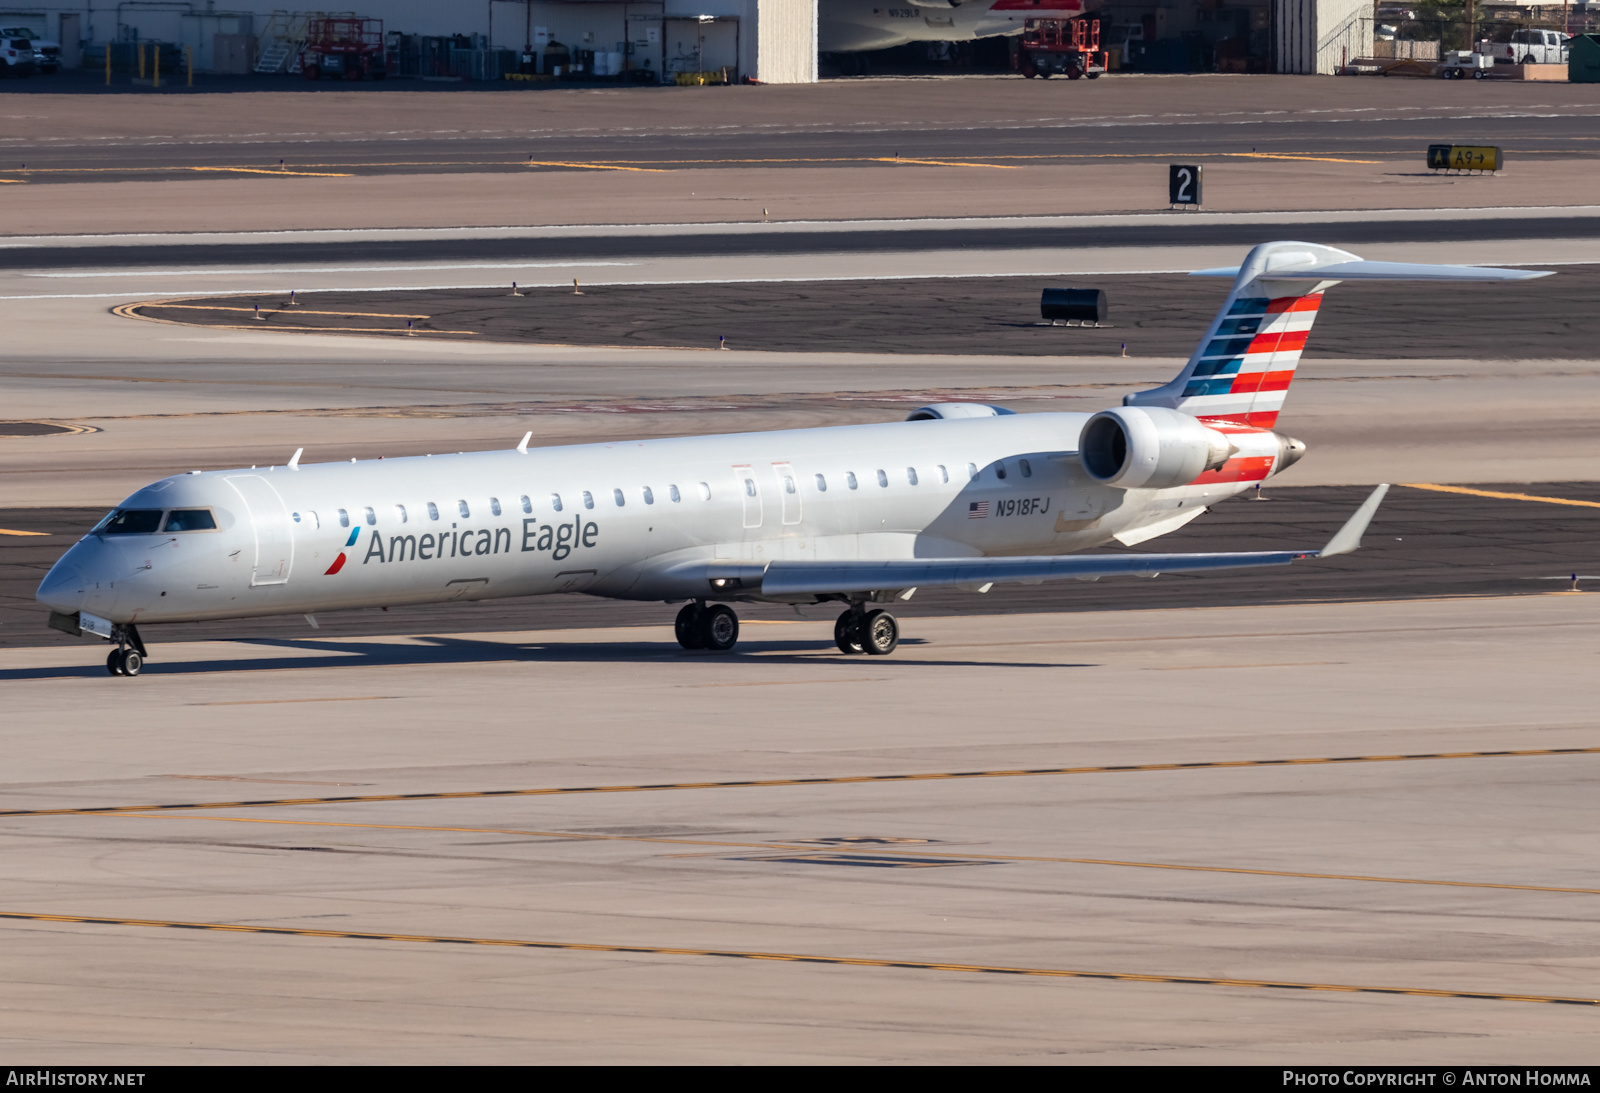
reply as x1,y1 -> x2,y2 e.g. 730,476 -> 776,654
38,412 -> 1285,627
820,0 -> 1097,53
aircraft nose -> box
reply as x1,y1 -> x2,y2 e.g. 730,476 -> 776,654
36,558 -> 86,614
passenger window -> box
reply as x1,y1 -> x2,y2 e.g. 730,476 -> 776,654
613,488 -> 625,507
966,463 -> 978,480
643,486 -> 655,505
457,500 -> 470,519
520,495 -> 532,514
876,469 -> 888,488
100,509 -> 164,535
698,482 -> 711,500
292,512 -> 302,523
669,484 -> 682,503
938,465 -> 949,483
582,491 -> 594,509
847,472 -> 858,490
490,497 -> 502,517
744,478 -> 757,497
814,473 -> 827,492
1020,459 -> 1032,478
906,467 -> 918,486
427,502 -> 439,521
338,508 -> 350,528
783,476 -> 796,495
395,504 -> 408,523
163,509 -> 217,532
551,493 -> 563,512
364,507 -> 377,525
996,464 -> 1007,481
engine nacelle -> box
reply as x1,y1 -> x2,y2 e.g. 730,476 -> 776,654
1079,406 -> 1234,490
906,403 -> 1017,421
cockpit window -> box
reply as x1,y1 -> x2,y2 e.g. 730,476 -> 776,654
98,509 -> 164,535
162,509 -> 217,532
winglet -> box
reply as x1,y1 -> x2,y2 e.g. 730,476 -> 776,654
287,448 -> 303,470
1319,484 -> 1390,558
516,431 -> 532,454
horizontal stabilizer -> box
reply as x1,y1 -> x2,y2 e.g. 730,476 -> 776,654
1190,260 -> 1551,282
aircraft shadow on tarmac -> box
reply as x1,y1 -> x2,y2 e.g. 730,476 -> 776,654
0,634 -> 1087,680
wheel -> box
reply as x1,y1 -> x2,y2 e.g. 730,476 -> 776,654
1022,70 -> 1036,78
1473,69 -> 1485,79
674,603 -> 705,650
106,649 -> 124,676
834,610 -> 864,654
697,604 -> 739,652
118,648 -> 143,677
1066,65 -> 1083,80
1039,69 -> 1051,79
1087,71 -> 1100,79
860,610 -> 899,656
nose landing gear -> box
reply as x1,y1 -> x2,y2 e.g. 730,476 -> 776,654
104,623 -> 148,677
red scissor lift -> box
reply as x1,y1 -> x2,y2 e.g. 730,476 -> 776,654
301,16 -> 386,80
1016,18 -> 1106,80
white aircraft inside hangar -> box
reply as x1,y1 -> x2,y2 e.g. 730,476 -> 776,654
38,242 -> 1548,676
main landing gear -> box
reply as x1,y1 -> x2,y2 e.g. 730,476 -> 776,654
105,624 -> 148,677
675,601 -> 740,652
673,601 -> 902,656
834,606 -> 899,656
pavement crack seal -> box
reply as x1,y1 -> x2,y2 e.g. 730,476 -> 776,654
4,746 -> 1597,819
0,910 -> 1592,1007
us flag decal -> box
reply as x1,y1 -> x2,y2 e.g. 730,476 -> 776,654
968,502 -> 990,519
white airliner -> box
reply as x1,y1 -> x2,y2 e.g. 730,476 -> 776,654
38,242 -> 1548,677
820,0 -> 1098,54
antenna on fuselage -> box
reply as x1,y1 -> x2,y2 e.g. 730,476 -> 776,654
516,432 -> 532,454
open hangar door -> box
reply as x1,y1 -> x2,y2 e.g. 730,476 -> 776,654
819,0 -> 1363,75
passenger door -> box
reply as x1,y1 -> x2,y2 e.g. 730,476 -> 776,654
224,475 -> 294,586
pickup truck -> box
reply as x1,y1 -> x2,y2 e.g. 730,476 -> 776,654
0,27 -> 59,71
1482,28 -> 1569,65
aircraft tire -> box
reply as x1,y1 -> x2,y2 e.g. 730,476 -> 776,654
834,610 -> 864,654
119,649 -> 144,677
675,603 -> 705,649
860,610 -> 899,656
698,604 -> 739,652
106,649 -> 124,676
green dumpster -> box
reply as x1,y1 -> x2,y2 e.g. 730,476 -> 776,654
1572,34 -> 1600,83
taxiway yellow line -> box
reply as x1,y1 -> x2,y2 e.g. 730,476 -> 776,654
522,160 -> 666,173
1225,152 -> 1382,164
1402,483 -> 1600,510
0,528 -> 50,537
115,812 -> 1600,898
187,166 -> 353,177
1,909 -> 1591,1005
869,157 -> 1019,169
144,304 -> 431,320
5,746 -> 1596,818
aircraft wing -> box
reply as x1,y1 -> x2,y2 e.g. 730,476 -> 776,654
748,484 -> 1388,598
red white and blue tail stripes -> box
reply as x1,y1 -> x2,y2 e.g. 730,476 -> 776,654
1175,292 -> 1322,429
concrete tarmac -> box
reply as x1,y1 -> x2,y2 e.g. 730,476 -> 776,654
2,597 -> 1598,1062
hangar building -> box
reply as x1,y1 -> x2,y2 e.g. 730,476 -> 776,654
1,0 -> 1371,83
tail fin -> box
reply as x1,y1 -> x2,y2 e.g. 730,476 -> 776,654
1125,241 -> 1551,430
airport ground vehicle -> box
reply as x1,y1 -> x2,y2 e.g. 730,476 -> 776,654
300,15 -> 385,80
1016,17 -> 1106,78
1441,50 -> 1493,78
1483,28 -> 1570,64
0,26 -> 57,71
0,35 -> 35,75
38,242 -> 1549,674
